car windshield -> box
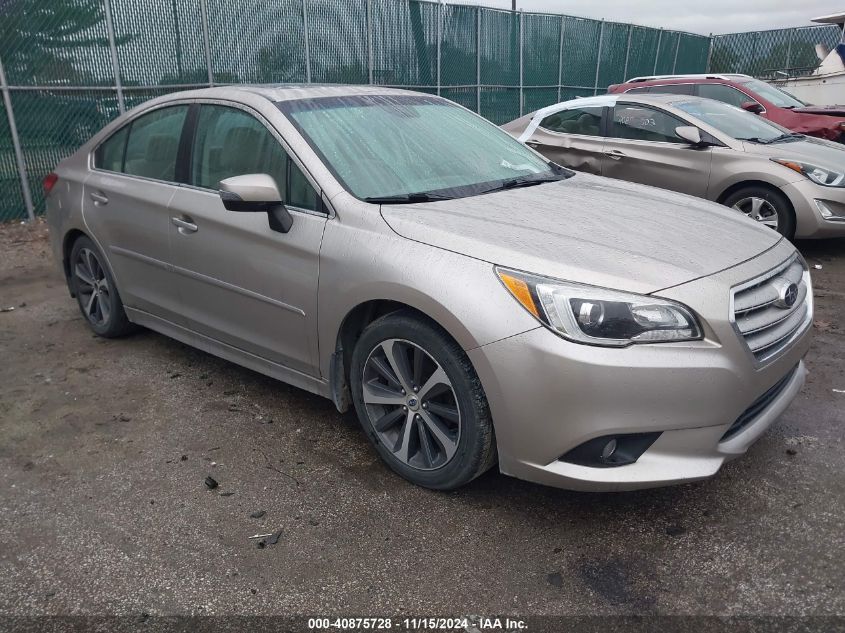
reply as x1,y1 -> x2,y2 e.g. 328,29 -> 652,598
673,99 -> 797,143
737,78 -> 806,108
278,94 -> 566,201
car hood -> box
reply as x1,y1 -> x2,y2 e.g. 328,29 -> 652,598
793,104 -> 845,117
741,136 -> 845,165
380,174 -> 781,295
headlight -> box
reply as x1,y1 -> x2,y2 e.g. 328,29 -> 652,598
497,267 -> 702,347
772,158 -> 845,187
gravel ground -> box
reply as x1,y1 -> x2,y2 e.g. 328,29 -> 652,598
0,220 -> 843,618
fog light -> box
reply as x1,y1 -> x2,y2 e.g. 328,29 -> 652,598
600,439 -> 617,462
560,432 -> 661,468
815,199 -> 845,221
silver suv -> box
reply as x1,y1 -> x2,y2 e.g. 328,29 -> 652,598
45,85 -> 812,491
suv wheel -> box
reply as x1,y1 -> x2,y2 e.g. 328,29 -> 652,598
350,310 -> 496,490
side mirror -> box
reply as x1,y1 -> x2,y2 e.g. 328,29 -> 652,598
219,173 -> 293,233
741,101 -> 764,115
675,125 -> 703,146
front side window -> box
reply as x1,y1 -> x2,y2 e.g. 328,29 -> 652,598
123,106 -> 188,181
190,105 -> 319,211
673,99 -> 789,142
539,107 -> 603,136
609,104 -> 685,143
697,84 -> 756,109
279,94 -> 562,201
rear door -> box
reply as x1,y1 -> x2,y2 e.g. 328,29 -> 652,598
167,102 -> 327,375
83,104 -> 189,324
523,105 -> 606,174
601,102 -> 712,197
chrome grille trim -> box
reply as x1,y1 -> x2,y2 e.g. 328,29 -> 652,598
730,254 -> 813,366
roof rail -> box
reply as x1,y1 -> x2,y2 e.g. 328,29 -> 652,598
625,73 -> 752,83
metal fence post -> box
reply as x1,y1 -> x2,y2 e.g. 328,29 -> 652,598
302,0 -> 312,83
706,33 -> 714,72
622,24 -> 632,82
557,15 -> 565,102
671,32 -> 681,73
436,0 -> 442,96
518,9 -> 523,115
653,28 -> 663,74
366,0 -> 373,84
103,0 -> 125,113
476,6 -> 481,113
0,55 -> 35,222
593,19 -> 604,95
200,0 -> 214,86
785,29 -> 794,71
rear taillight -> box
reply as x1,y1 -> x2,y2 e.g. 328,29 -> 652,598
43,172 -> 58,195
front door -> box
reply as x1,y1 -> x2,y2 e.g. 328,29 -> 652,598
83,104 -> 189,324
167,103 -> 327,375
601,103 -> 712,197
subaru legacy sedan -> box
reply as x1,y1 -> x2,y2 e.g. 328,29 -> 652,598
503,93 -> 845,240
45,85 -> 811,491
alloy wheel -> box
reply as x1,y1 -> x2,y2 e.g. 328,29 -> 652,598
74,247 -> 112,326
732,196 -> 779,230
361,338 -> 461,471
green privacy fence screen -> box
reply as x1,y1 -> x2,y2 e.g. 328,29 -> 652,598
710,25 -> 841,78
0,0 -> 713,221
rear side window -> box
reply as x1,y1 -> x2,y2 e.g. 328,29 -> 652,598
625,87 -> 651,94
610,104 -> 686,143
697,84 -> 755,109
94,126 -> 129,172
123,106 -> 188,181
646,84 -> 694,95
190,105 -> 320,211
539,106 -> 603,136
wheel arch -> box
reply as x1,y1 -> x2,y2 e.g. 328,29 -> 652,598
716,179 -> 793,207
329,299 -> 471,414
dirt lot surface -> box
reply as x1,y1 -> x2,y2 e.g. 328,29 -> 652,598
1,220 -> 843,618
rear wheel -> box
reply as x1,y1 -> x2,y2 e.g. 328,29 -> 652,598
350,311 -> 496,490
724,185 -> 796,240
69,236 -> 135,338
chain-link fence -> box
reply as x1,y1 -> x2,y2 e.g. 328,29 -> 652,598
0,0 -> 711,222
710,25 -> 841,79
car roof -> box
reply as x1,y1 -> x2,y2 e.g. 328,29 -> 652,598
541,93 -> 710,111
151,83 -> 427,105
624,73 -> 752,84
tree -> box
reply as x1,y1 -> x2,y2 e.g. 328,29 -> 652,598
0,0 -> 128,85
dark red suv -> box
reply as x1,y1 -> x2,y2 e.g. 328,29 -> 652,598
608,73 -> 845,142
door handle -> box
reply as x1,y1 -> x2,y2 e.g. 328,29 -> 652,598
90,191 -> 109,205
603,149 -> 627,160
171,216 -> 198,234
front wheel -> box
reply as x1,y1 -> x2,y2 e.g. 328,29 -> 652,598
350,311 -> 496,490
724,186 -> 796,240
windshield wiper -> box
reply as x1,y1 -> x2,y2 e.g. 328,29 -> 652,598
363,191 -> 455,204
736,136 -> 776,144
768,132 -> 804,143
479,175 -> 564,195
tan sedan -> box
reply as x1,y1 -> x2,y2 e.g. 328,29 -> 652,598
503,94 -> 845,239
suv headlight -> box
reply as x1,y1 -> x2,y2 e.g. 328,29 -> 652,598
772,158 -> 845,187
497,267 -> 702,347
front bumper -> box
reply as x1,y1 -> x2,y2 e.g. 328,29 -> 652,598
468,240 -> 811,491
780,178 -> 845,238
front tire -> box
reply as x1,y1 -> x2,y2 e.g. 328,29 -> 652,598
350,311 -> 496,490
724,185 -> 796,240
69,236 -> 135,338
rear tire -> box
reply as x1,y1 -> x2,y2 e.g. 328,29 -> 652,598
723,185 -> 796,240
69,236 -> 135,338
350,310 -> 496,490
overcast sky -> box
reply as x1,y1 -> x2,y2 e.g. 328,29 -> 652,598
448,0 -> 842,35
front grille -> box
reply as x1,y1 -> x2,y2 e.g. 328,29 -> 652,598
720,365 -> 798,441
731,255 -> 812,364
